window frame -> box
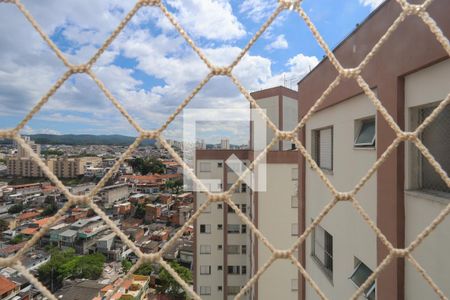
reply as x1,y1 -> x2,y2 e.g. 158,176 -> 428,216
227,224 -> 240,234
311,223 -> 333,281
349,260 -> 376,299
354,116 -> 376,148
200,224 -> 211,234
199,286 -> 211,295
200,265 -> 211,275
312,126 -> 334,171
200,244 -> 211,254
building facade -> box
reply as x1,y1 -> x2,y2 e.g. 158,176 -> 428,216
297,0 -> 450,299
194,87 -> 300,300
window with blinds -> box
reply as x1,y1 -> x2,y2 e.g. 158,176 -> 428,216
311,223 -> 333,280
312,127 -> 333,171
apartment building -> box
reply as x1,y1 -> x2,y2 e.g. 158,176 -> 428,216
52,156 -> 101,178
297,1 -> 450,300
7,137 -> 46,177
194,87 -> 300,300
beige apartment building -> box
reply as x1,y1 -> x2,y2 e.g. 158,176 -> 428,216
7,138 -> 101,178
194,87 -> 301,300
298,0 -> 450,300
194,0 -> 449,299
52,156 -> 101,178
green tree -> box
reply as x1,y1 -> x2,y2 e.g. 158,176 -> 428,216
10,234 -> 24,244
0,219 -> 9,232
38,248 -> 105,291
8,203 -> 24,214
122,259 -> 133,273
134,203 -> 145,219
157,261 -> 192,298
164,179 -> 183,194
129,157 -> 165,175
42,197 -> 58,216
135,263 -> 153,276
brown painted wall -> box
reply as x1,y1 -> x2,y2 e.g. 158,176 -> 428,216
298,0 -> 449,299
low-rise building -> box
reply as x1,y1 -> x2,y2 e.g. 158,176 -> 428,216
99,184 -> 130,209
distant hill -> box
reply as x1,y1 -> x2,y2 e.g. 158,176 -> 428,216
27,134 -> 155,146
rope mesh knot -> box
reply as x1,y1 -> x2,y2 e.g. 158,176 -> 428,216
0,0 -> 449,299
212,67 -> 231,76
70,64 -> 89,74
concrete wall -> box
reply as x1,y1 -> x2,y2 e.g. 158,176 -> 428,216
404,58 -> 450,299
305,93 -> 377,299
257,96 -> 279,151
257,163 -> 299,300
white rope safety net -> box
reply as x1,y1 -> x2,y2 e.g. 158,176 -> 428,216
0,0 -> 449,299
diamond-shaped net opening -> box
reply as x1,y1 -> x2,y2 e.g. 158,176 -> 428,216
0,0 -> 449,299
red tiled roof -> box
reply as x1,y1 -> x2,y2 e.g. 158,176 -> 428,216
0,276 -> 17,295
0,242 -> 26,256
18,211 -> 40,221
21,227 -> 38,235
33,217 -> 53,228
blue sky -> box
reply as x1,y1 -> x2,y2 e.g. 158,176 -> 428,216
0,0 -> 382,144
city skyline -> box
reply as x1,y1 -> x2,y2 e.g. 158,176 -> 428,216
0,0 -> 381,144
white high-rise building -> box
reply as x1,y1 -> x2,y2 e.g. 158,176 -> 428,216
194,86 -> 300,299
220,138 -> 230,150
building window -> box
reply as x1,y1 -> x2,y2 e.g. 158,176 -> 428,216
217,203 -> 223,209
241,245 -> 247,254
227,286 -> 241,295
354,117 -> 376,147
417,105 -> 450,194
218,245 -> 223,250
227,265 -> 240,275
200,224 -> 211,234
200,265 -> 211,275
242,265 -> 247,275
227,224 -> 240,234
350,259 -> 375,300
218,265 -> 223,271
291,223 -> 298,236
312,126 -> 333,171
199,286 -> 211,295
227,245 -> 240,254
291,279 -> 298,291
241,204 -> 247,214
228,204 -> 238,213
241,183 -> 247,193
199,162 -> 211,172
311,224 -> 333,279
241,224 -> 247,234
291,195 -> 298,208
200,245 -> 211,254
218,286 -> 223,291
217,224 -> 223,230
218,162 -> 223,168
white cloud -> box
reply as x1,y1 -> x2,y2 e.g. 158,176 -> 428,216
165,0 -> 246,41
359,0 -> 384,10
239,0 -> 278,23
260,53 -> 319,90
21,125 -> 61,135
265,34 -> 289,50
0,0 -> 318,143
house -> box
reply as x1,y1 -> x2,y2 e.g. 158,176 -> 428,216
0,275 -> 19,300
145,204 -> 162,223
